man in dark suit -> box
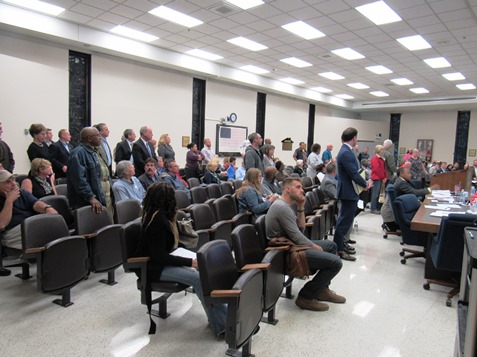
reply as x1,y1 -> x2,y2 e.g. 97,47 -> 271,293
335,127 -> 372,261
114,129 -> 136,164
50,129 -> 74,178
94,123 -> 113,177
132,126 -> 157,177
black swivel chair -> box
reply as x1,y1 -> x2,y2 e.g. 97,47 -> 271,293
197,240 -> 263,357
424,214 -> 477,306
393,194 -> 428,264
383,183 -> 401,239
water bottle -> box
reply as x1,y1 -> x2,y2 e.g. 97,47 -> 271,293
353,221 -> 358,233
471,186 -> 476,197
460,189 -> 466,204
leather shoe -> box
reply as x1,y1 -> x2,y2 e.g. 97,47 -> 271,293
0,267 -> 11,276
345,239 -> 356,244
295,296 -> 329,311
344,248 -> 356,255
344,243 -> 355,251
317,288 -> 346,303
339,251 -> 356,261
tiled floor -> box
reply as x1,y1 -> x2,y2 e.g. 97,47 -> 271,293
0,212 -> 457,356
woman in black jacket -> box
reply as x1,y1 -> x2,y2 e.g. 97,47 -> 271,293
136,183 -> 226,337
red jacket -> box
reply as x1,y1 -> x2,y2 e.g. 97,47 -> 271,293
371,155 -> 387,181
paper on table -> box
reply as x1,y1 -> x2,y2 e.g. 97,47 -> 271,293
430,211 -> 467,217
425,205 -> 449,210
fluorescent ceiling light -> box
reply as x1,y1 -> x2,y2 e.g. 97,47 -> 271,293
456,83 -> 476,90
225,0 -> 264,10
281,21 -> 325,40
397,35 -> 431,51
347,83 -> 369,89
110,26 -> 158,42
186,49 -> 223,61
311,86 -> 332,93
4,0 -> 65,15
240,65 -> 269,74
319,72 -> 344,80
280,78 -> 305,85
356,1 -> 402,25
410,87 -> 429,94
227,37 -> 267,51
366,65 -> 393,74
391,78 -> 413,86
149,6 -> 203,28
443,72 -> 465,81
423,57 -> 451,68
280,57 -> 312,68
336,94 -> 354,99
332,48 -> 365,60
370,91 -> 389,97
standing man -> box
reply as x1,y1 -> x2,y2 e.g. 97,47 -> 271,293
45,128 -> 55,147
94,123 -> 113,177
244,133 -> 264,172
382,139 -> 397,182
50,129 -> 74,178
322,144 -> 333,165
200,138 -> 215,166
335,128 -> 372,261
0,122 -> 15,173
114,129 -> 136,165
67,127 -> 110,216
358,146 -> 369,162
266,178 -> 344,311
132,126 -> 157,177
293,142 -> 308,163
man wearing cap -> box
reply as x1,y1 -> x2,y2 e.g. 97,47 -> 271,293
0,170 -> 58,274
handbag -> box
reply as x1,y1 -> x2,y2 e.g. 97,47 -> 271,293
268,237 -> 311,278
378,182 -> 386,204
176,218 -> 199,249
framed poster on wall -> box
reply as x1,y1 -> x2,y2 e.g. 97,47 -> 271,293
417,139 -> 433,162
216,124 -> 248,157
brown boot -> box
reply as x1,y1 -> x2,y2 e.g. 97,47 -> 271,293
295,296 -> 329,311
317,288 -> 346,303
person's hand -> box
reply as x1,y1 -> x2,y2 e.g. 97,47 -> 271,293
430,184 -> 440,191
5,185 -> 20,203
62,166 -> 67,173
269,194 -> 279,203
45,207 -> 58,215
363,179 -> 373,191
89,198 -> 103,214
296,192 -> 306,206
191,259 -> 198,270
312,243 -> 323,251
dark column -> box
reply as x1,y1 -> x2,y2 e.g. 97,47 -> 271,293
454,111 -> 471,165
256,92 -> 266,137
192,78 -> 206,146
389,113 -> 401,165
69,51 -> 91,144
307,104 -> 315,152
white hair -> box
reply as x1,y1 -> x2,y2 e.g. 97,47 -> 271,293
383,139 -> 393,148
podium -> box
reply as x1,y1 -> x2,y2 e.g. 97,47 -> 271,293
430,169 -> 472,193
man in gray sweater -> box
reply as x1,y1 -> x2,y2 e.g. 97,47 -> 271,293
266,178 -> 344,312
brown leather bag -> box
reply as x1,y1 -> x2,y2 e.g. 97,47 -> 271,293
268,237 -> 311,278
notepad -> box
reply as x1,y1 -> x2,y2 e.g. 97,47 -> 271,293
352,169 -> 367,195
170,247 -> 196,260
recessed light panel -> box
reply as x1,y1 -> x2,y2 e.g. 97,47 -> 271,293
282,21 -> 325,40
227,37 -> 267,51
396,35 -> 431,51
370,91 -> 389,97
366,65 -> 393,74
225,0 -> 264,10
456,83 -> 476,90
410,87 -> 429,94
319,72 -> 345,80
442,72 -> 465,81
332,48 -> 365,60
280,78 -> 305,85
110,26 -> 158,42
391,78 -> 413,85
356,1 -> 402,25
423,57 -> 451,68
347,83 -> 369,89
240,65 -> 269,74
186,49 -> 223,61
280,57 -> 312,68
5,0 -> 65,15
336,94 -> 354,99
149,6 -> 203,28
311,86 -> 332,93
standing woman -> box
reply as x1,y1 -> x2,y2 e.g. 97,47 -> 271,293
27,123 -> 51,162
262,145 -> 275,168
409,149 -> 428,182
157,134 -> 175,162
306,143 -> 322,178
236,168 -> 278,217
136,183 -> 226,337
21,158 -> 57,198
370,145 -> 387,214
184,143 -> 203,179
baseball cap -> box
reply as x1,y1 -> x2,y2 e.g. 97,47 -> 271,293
0,170 -> 13,183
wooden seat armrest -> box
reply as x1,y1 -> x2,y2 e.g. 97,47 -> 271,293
315,213 -> 322,218
25,247 -> 45,254
82,233 -> 97,239
241,263 -> 270,271
127,256 -> 150,263
265,245 -> 289,251
211,289 -> 242,298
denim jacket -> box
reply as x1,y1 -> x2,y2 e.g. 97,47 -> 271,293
67,143 -> 106,208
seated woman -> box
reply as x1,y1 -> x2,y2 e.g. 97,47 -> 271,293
203,160 -> 222,184
21,158 -> 57,198
135,183 -> 226,337
236,168 -> 278,217
293,159 -> 305,177
275,160 -> 288,182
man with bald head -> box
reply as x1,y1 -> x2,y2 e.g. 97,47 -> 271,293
67,127 -> 110,215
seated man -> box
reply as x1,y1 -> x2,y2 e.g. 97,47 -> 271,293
320,163 -> 337,200
395,167 -> 437,199
138,158 -> 160,191
266,177 -> 344,312
0,170 -> 58,253
112,161 -> 145,203
161,160 -> 191,199
261,166 -> 282,196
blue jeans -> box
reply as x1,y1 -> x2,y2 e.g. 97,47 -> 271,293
299,240 -> 343,300
161,266 -> 226,336
371,180 -> 383,211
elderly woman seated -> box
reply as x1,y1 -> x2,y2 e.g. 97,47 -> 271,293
112,160 -> 145,203
21,158 -> 57,198
203,160 -> 222,185
293,159 -> 305,177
